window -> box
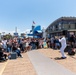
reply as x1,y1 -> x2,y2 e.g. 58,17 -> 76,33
75,23 -> 76,29
68,25 -> 70,28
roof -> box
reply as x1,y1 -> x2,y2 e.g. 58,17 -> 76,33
46,16 -> 76,31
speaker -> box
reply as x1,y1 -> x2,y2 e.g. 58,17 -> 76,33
10,52 -> 17,59
62,30 -> 67,35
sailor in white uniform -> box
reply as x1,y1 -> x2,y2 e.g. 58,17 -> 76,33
59,35 -> 67,59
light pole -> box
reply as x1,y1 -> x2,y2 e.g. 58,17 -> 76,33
0,33 -> 1,40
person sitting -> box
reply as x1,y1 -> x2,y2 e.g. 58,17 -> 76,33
0,48 -> 7,61
12,42 -> 23,58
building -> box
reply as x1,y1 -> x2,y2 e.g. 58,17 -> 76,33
21,33 -> 26,38
46,17 -> 76,37
13,32 -> 19,37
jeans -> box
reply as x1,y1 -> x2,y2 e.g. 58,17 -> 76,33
31,44 -> 36,50
15,50 -> 22,57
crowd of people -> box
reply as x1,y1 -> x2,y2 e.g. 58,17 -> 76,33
0,33 -> 76,61
0,37 -> 44,61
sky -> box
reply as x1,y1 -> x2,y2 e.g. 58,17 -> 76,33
0,0 -> 76,35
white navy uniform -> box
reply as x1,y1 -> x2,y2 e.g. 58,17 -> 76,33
59,36 -> 67,58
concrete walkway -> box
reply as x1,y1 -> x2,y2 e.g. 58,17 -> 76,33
1,53 -> 37,75
27,50 -> 76,75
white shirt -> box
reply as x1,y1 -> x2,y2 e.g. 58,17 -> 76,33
59,37 -> 66,48
51,37 -> 54,43
2,40 -> 7,48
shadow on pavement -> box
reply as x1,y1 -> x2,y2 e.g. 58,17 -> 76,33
54,57 -> 67,60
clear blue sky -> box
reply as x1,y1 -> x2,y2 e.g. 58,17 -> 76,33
0,0 -> 76,34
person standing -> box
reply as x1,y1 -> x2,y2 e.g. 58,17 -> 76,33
59,34 -> 67,59
2,38 -> 7,52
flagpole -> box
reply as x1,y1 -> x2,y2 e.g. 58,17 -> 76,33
32,21 -> 36,38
